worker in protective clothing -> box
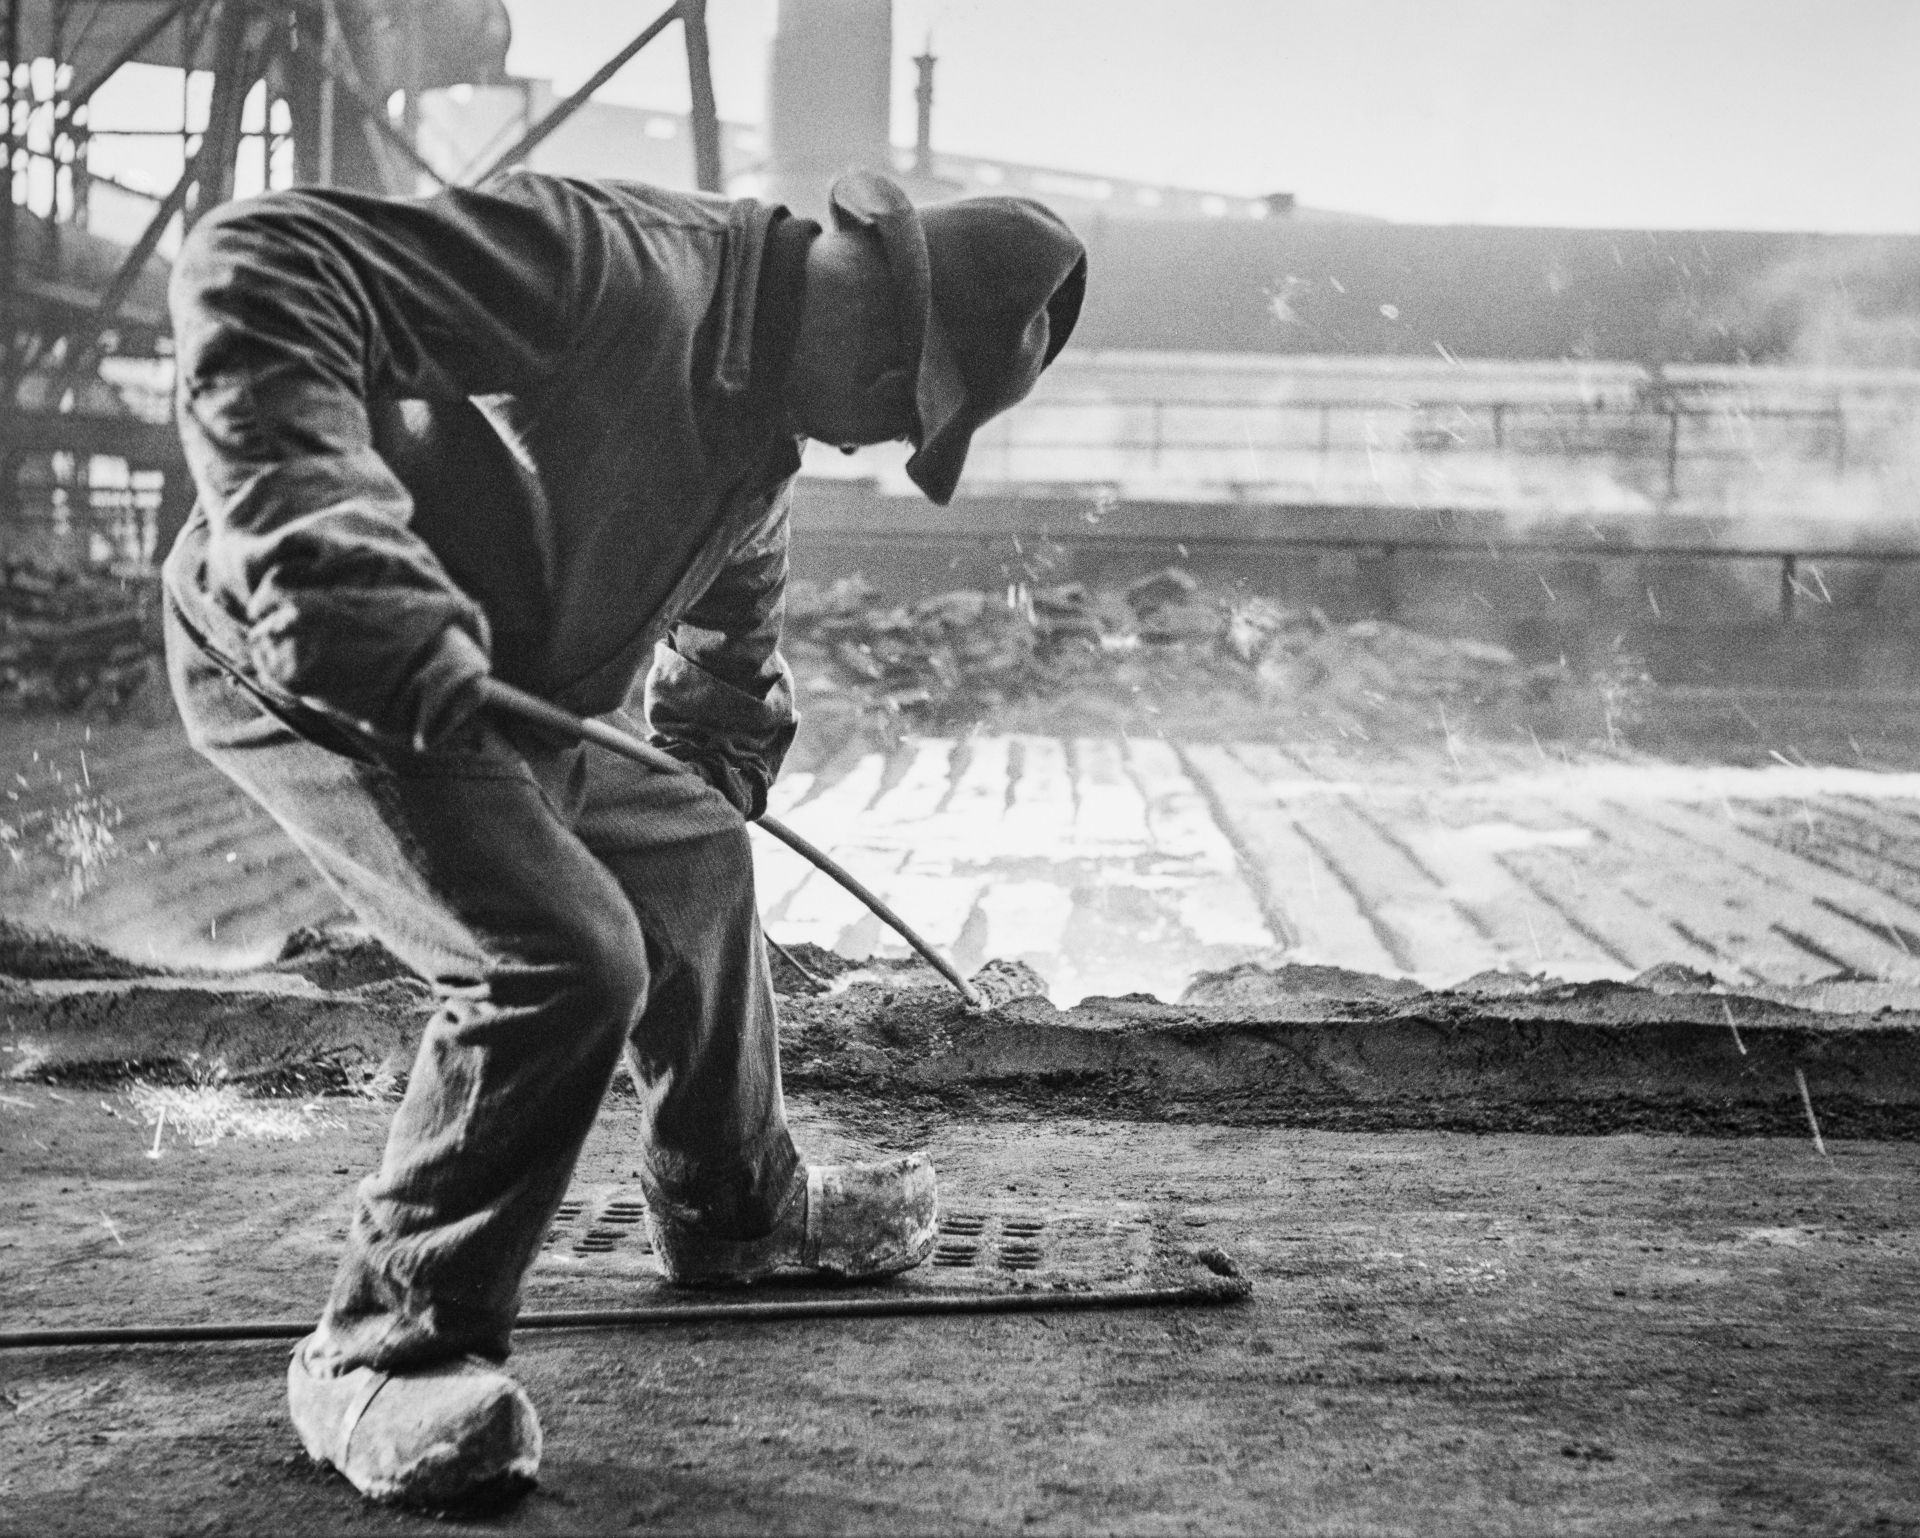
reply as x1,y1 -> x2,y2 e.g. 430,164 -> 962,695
162,164 -> 1086,1506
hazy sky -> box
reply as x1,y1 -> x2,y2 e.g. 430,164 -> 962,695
499,0 -> 1920,232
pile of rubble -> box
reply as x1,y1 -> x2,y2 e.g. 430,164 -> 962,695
0,559 -> 155,712
785,566 -> 1615,740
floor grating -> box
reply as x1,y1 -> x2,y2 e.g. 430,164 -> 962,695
535,1187 -> 1165,1293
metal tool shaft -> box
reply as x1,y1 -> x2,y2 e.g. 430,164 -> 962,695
478,679 -> 985,1009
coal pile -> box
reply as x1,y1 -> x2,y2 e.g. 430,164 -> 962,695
785,567 -> 1622,742
0,559 -> 155,712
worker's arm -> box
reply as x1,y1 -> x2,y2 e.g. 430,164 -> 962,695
168,176 -> 603,750
644,487 -> 799,819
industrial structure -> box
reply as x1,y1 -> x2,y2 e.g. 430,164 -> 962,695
0,0 -> 722,572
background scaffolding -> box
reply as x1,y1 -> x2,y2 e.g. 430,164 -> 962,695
1,0 -> 721,576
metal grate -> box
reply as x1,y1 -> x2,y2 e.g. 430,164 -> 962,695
541,1190 -> 657,1271
532,1188 -> 1159,1292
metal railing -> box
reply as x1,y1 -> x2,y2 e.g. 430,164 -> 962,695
967,395 -> 1912,498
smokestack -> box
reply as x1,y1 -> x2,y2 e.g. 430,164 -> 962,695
912,43 -> 935,176
765,0 -> 894,219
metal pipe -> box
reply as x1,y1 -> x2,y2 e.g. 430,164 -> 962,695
0,1281 -> 1248,1351
478,679 -> 986,1010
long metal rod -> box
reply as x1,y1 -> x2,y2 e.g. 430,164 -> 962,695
0,1283 -> 1248,1351
479,678 -> 986,1010
473,0 -> 681,184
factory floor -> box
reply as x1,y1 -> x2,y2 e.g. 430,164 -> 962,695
7,692 -> 1920,1531
2,1088 -> 1917,1534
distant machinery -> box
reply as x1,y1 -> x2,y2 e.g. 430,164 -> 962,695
1,0 -> 723,570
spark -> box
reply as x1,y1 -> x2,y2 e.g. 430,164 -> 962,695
147,1104 -> 166,1160
1721,998 -> 1746,1055
1794,1068 -> 1828,1157
1523,911 -> 1544,963
1537,573 -> 1557,602
99,1213 -> 125,1248
1645,587 -> 1661,618
1439,705 -> 1464,772
79,751 -> 89,788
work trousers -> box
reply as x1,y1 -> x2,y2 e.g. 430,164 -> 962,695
165,605 -> 799,1374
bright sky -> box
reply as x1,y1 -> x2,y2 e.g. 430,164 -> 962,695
499,0 -> 1920,232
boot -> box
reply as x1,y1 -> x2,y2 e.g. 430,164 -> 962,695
286,1335 -> 541,1507
648,1154 -> 937,1286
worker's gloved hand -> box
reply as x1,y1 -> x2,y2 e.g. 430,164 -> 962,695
398,626 -> 492,753
657,743 -> 767,820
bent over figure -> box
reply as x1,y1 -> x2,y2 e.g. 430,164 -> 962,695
162,166 -> 1085,1506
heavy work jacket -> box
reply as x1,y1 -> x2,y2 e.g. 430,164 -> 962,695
162,172 -> 813,813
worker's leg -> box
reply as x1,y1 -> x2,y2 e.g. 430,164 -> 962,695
167,607 -> 646,1372
568,718 -> 799,1241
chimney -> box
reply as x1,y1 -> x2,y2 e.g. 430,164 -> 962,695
764,0 -> 894,218
912,43 -> 935,176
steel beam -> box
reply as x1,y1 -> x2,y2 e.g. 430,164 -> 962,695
44,146 -> 196,408
474,1 -> 681,184
63,0 -> 200,117
186,0 -> 258,223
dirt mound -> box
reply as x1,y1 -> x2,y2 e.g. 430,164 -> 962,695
0,918 -> 152,979
1181,961 -> 1424,1007
785,567 -> 1644,744
273,925 -> 415,991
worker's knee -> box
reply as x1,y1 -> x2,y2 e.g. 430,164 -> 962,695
566,901 -> 650,1035
471,895 -> 648,1052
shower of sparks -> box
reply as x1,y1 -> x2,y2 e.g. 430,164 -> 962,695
130,1084 -> 341,1149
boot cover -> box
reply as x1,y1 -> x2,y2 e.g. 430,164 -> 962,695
648,1154 -> 938,1286
287,1337 -> 541,1507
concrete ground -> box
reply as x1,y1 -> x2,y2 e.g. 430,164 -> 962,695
12,709 -> 1920,1004
2,1087 -> 1917,1535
